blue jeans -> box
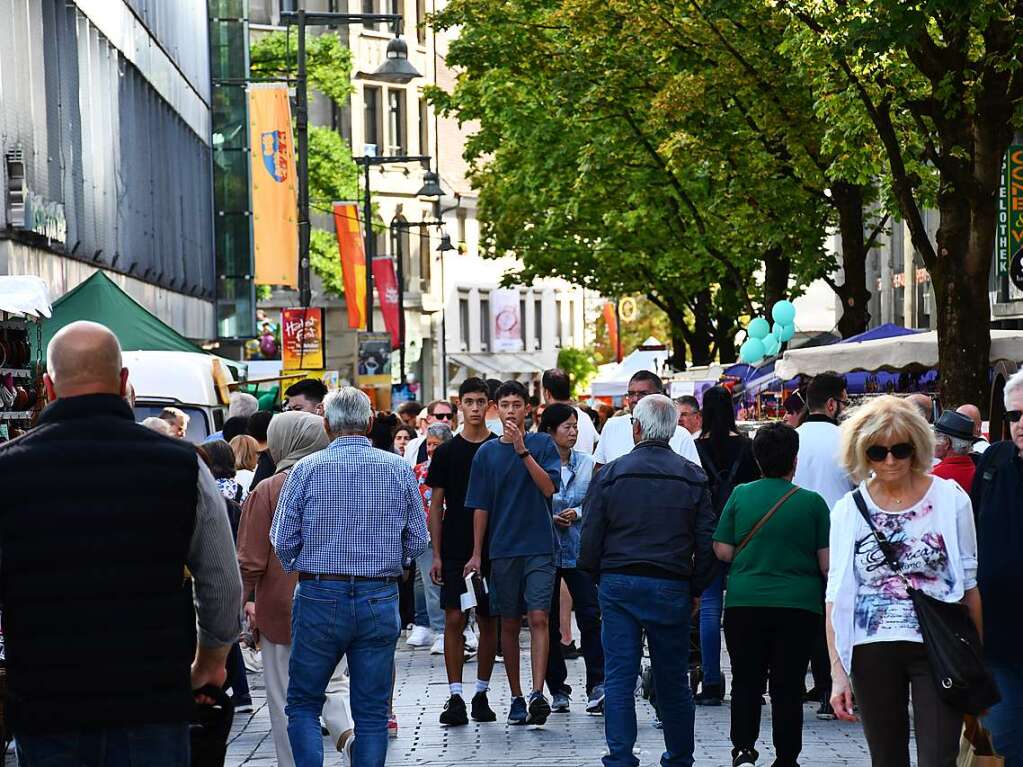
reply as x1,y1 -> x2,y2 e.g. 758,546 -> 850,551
287,578 -> 400,767
16,722 -> 188,766
599,573 -> 695,767
985,660 -> 1023,767
698,573 -> 724,686
413,547 -> 445,632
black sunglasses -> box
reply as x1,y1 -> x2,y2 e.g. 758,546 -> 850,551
866,442 -> 915,462
1005,410 -> 1022,423
434,412 -> 454,420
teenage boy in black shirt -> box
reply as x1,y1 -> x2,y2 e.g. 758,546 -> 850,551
427,378 -> 499,726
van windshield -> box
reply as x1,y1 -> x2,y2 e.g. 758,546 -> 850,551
133,404 -> 211,444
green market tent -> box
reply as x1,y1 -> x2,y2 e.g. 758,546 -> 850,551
41,271 -> 207,354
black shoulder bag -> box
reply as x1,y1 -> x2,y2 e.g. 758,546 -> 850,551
851,490 -> 1000,714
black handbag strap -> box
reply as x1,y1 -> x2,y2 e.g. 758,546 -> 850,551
851,489 -> 911,587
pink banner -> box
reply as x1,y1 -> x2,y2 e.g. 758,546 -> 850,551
372,256 -> 401,350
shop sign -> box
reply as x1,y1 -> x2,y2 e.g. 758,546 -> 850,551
997,145 -> 1023,276
281,307 -> 325,370
356,332 -> 392,386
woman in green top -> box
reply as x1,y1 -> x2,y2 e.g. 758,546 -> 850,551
713,423 -> 830,767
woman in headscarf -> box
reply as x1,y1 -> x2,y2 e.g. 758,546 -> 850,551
236,412 -> 354,765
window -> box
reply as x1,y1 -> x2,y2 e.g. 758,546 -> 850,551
362,0 -> 377,30
418,98 -> 429,155
533,298 -> 542,349
480,295 -> 491,351
387,89 -> 407,156
519,296 -> 527,348
363,86 -> 382,154
417,0 -> 427,44
459,297 -> 470,350
556,298 -> 564,348
419,226 -> 431,285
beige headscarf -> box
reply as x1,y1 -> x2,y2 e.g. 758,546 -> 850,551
268,411 -> 330,473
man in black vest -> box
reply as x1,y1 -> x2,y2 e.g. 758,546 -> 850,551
0,321 -> 242,767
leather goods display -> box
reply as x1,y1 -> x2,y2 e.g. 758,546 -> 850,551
852,490 -> 1000,715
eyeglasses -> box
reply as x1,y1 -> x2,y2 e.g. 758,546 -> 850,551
836,399 -> 851,409
1005,410 -> 1022,423
434,412 -> 454,420
865,442 -> 915,462
626,390 -> 653,400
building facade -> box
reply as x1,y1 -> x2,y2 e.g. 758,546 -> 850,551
0,0 -> 216,339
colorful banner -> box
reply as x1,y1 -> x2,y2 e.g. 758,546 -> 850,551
491,288 -> 523,352
997,145 -> 1023,276
603,302 -> 620,361
372,255 -> 401,350
281,307 -> 325,370
333,202 -> 367,329
357,332 -> 393,386
247,84 -> 298,287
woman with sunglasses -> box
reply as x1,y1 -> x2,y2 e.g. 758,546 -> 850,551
826,395 -> 981,767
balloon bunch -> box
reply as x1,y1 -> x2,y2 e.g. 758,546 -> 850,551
738,300 -> 797,365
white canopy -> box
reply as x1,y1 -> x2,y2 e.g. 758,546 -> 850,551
590,337 -> 670,397
0,275 -> 52,318
774,329 -> 1023,378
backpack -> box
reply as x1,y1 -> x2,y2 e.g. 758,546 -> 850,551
699,444 -> 743,515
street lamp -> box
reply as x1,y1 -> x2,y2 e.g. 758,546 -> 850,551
278,8 -> 421,307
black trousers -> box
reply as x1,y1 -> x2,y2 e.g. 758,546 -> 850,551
723,606 -> 817,767
851,641 -> 962,767
545,567 -> 605,695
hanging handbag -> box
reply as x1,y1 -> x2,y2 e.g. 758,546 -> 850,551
957,714 -> 1005,767
852,490 -> 1000,715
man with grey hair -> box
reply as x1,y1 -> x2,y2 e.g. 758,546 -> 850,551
205,391 -> 260,442
1,321 -> 241,765
271,386 -> 428,766
932,410 -> 978,491
579,393 -> 716,767
970,369 -> 1023,764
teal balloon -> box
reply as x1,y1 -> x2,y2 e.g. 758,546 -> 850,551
778,323 -> 796,342
763,334 -> 781,356
739,337 -> 765,364
748,317 -> 770,340
772,300 -> 796,325
772,321 -> 785,339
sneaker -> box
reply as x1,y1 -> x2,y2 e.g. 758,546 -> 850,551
232,695 -> 253,713
585,684 -> 605,714
560,640 -> 580,659
694,682 -> 724,707
507,696 -> 528,725
464,627 -> 479,651
387,715 -> 398,738
732,748 -> 759,766
440,694 -> 469,726
551,688 -> 571,713
526,691 -> 551,725
430,635 -> 445,655
471,690 -> 497,722
816,699 -> 836,721
406,625 -> 434,647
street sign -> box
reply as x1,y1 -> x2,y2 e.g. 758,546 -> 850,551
1010,248 -> 1023,292
997,145 -> 1023,276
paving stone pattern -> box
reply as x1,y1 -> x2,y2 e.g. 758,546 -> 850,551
225,632 -> 882,767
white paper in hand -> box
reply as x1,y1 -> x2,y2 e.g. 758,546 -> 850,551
460,574 -> 478,612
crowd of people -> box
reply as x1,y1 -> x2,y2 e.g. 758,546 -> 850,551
0,319 -> 1019,767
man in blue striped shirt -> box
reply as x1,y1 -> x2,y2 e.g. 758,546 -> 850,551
271,386 -> 428,767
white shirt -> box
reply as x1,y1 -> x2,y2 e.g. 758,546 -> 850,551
572,406 -> 598,455
404,434 -> 427,466
793,418 -> 855,509
593,415 -> 702,467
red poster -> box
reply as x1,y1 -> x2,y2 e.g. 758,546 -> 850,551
372,256 -> 401,350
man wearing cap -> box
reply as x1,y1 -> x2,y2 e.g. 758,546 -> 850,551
932,410 -> 978,492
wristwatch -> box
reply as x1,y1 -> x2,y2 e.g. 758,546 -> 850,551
517,449 -> 531,459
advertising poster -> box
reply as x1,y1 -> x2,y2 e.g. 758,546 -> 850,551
247,84 -> 298,287
491,288 -> 523,352
357,332 -> 392,386
281,308 -> 325,370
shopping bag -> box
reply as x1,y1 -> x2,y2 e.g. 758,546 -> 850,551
957,715 -> 1004,767
191,685 -> 235,767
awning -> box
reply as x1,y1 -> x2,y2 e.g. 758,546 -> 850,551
0,276 -> 52,318
448,350 -> 557,379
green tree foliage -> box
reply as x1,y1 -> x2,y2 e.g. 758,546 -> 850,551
250,31 -> 360,297
556,348 -> 599,398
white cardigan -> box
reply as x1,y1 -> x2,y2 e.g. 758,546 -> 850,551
825,476 -> 978,674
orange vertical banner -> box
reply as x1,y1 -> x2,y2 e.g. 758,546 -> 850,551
603,302 -> 619,362
248,84 -> 298,286
333,202 -> 367,329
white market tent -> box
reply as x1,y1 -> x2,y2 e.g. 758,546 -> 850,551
590,337 -> 671,397
775,329 -> 1023,379
0,275 -> 52,318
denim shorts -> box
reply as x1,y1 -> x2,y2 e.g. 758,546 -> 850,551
489,555 -> 556,617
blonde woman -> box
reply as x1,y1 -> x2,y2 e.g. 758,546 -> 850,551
826,395 -> 980,767
230,434 -> 259,498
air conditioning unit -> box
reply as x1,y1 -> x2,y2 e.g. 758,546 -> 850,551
363,143 -> 378,157
5,148 -> 26,228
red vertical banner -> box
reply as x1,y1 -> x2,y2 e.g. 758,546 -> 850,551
603,302 -> 620,362
372,256 -> 401,350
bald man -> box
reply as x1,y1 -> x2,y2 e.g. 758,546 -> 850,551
906,393 -> 934,423
957,403 -> 990,456
1,321 -> 242,765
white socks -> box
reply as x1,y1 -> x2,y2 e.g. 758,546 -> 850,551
475,679 -> 490,694
450,682 -> 464,697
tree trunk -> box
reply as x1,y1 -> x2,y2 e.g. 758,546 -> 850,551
762,247 -> 790,313
688,290 -> 715,366
666,308 -> 690,371
714,310 -> 738,363
831,181 -> 872,337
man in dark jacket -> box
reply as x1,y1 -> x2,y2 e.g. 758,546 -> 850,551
579,393 -> 716,767
0,321 -> 242,766
970,370 -> 1023,767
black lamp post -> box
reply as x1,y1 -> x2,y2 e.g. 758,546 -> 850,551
279,8 -> 421,308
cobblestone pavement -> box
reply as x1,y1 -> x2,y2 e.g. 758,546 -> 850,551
225,631 -> 880,767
